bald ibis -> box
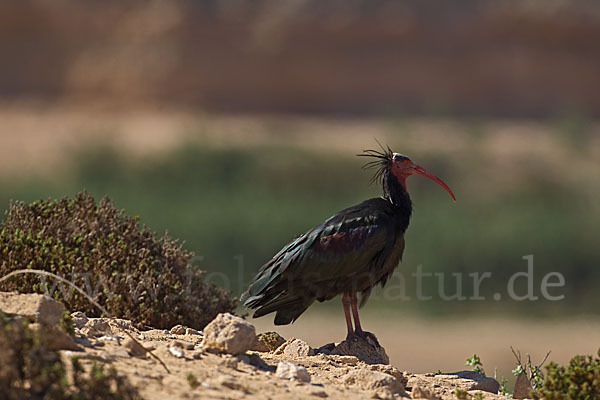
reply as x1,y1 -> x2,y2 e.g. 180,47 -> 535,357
241,146 -> 455,344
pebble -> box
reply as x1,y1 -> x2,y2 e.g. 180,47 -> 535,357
168,346 -> 185,358
170,325 -> 186,335
276,361 -> 311,383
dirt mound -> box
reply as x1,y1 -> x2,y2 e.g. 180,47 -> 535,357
0,292 -> 506,399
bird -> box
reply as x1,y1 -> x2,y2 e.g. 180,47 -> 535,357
241,144 -> 455,345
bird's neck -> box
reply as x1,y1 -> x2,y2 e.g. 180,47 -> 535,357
383,173 -> 413,226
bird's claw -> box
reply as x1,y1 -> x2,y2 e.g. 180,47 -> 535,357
346,330 -> 381,349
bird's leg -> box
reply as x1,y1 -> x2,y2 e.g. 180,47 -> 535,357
349,292 -> 381,348
342,292 -> 354,337
349,292 -> 363,332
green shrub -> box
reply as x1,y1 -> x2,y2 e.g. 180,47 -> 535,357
0,190 -> 236,329
0,312 -> 140,399
532,349 -> 600,400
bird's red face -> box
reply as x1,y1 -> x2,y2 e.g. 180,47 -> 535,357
391,153 -> 456,201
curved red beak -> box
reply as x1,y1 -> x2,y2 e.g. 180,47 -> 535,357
413,164 -> 456,202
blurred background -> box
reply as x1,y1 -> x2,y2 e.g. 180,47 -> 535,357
1,0 -> 599,385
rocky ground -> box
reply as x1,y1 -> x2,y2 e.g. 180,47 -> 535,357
0,292 -> 511,400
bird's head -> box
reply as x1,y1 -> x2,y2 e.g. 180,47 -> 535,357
359,145 -> 456,202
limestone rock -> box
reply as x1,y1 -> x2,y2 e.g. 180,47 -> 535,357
0,291 -> 65,326
29,323 -> 80,351
276,361 -> 311,383
342,369 -> 404,395
170,324 -> 186,334
275,338 -> 315,357
202,313 -> 256,355
331,337 -> 389,365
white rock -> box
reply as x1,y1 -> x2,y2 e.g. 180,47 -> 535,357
277,338 -> 315,357
276,361 -> 311,383
168,345 -> 185,358
202,313 -> 256,355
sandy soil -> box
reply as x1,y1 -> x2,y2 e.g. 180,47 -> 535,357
67,315 -> 511,400
253,311 -> 600,381
57,311 -> 600,400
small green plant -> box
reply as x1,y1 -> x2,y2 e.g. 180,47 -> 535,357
498,376 -> 511,396
0,191 -> 237,329
530,365 -> 543,388
532,349 -> 600,400
186,372 -> 199,389
473,392 -> 484,400
59,310 -> 75,335
512,364 -> 524,376
257,331 -> 285,351
511,346 -> 550,392
466,354 -> 484,375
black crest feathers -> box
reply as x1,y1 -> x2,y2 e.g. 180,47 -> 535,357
357,140 -> 393,185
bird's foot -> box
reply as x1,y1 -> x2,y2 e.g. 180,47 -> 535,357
346,330 -> 381,349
